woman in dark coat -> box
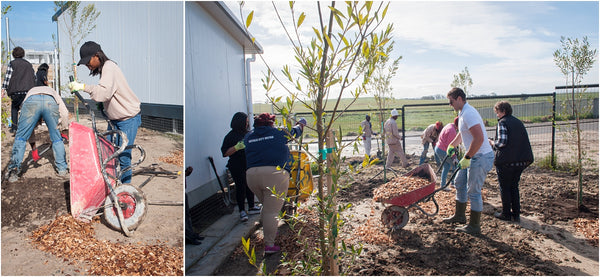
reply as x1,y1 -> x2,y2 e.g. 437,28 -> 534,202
489,101 -> 533,223
221,112 -> 260,222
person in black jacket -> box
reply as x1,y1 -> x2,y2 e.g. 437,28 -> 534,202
489,101 -> 533,223
35,63 -> 49,86
221,112 -> 260,222
2,47 -> 35,133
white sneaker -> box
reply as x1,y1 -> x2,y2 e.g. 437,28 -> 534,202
240,211 -> 248,222
247,205 -> 262,215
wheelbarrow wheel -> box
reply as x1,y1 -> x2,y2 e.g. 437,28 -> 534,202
104,185 -> 147,231
381,205 -> 409,230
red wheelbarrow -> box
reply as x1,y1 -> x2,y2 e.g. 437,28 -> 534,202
376,160 -> 460,231
68,77 -> 146,236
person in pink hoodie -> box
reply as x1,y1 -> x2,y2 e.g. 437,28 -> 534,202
434,117 -> 459,190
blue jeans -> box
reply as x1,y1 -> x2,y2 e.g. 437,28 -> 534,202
434,146 -> 455,187
419,142 -> 434,165
454,151 -> 494,212
108,113 -> 141,184
8,95 -> 67,173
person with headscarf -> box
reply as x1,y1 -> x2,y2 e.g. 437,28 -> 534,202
419,121 -> 443,165
221,112 -> 261,222
361,114 -> 377,157
243,113 -> 300,254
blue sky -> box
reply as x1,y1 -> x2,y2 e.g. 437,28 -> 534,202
224,1 -> 600,102
1,1 -> 57,51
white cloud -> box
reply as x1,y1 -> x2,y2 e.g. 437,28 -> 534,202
238,1 -> 599,103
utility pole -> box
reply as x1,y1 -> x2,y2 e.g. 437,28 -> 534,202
5,16 -> 10,61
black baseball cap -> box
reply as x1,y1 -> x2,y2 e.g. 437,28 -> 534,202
77,41 -> 102,66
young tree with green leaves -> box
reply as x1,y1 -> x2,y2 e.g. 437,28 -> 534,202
54,1 -> 100,92
243,2 -> 393,275
553,36 -> 597,212
360,30 -> 401,180
451,66 -> 473,97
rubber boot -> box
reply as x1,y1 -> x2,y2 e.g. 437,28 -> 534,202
456,210 -> 481,235
442,201 -> 467,224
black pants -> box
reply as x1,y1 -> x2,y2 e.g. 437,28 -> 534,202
230,166 -> 255,212
496,164 -> 525,217
10,93 -> 27,131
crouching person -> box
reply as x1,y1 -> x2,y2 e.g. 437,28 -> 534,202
244,113 -> 301,254
5,86 -> 69,182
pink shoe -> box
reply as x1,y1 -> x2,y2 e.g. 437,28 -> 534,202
264,245 -> 280,254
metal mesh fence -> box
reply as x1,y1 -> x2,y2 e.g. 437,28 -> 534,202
260,86 -> 598,168
65,100 -> 183,134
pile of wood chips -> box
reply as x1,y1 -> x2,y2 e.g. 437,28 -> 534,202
373,176 -> 431,202
573,218 -> 599,246
29,214 -> 183,275
354,213 -> 393,245
159,149 -> 183,167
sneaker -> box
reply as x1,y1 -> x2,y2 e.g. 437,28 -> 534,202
494,211 -> 511,221
57,169 -> 69,177
264,245 -> 281,254
442,186 -> 452,191
7,169 -> 19,183
240,211 -> 249,222
248,205 -> 262,215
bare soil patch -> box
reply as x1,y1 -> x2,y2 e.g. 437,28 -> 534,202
1,116 -> 184,275
215,150 -> 599,276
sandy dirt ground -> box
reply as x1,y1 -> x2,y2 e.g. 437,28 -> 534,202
214,134 -> 599,276
1,115 -> 184,275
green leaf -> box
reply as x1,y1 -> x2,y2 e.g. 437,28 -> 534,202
313,27 -> 322,42
245,11 -> 254,28
297,12 -> 306,27
382,3 -> 389,19
324,33 -> 334,50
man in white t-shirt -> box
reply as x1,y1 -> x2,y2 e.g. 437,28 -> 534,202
443,87 -> 494,235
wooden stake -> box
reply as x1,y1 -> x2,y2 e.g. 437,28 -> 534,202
73,63 -> 79,122
325,129 -> 338,275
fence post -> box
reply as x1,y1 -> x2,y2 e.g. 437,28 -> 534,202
551,91 -> 556,169
401,106 -> 406,154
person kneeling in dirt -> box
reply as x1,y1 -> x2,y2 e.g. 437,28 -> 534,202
244,113 -> 301,254
5,86 -> 70,182
443,87 -> 494,235
489,101 -> 533,223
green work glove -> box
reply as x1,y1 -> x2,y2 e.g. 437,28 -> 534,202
458,156 -> 471,169
68,81 -> 85,92
234,141 -> 245,151
446,145 -> 456,156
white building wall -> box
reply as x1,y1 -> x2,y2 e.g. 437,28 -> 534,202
56,1 -> 183,106
185,2 -> 249,206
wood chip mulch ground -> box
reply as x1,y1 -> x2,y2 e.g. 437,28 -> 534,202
573,218 -> 599,246
29,214 -> 183,275
159,149 -> 183,167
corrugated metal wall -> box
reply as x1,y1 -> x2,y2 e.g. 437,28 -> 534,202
56,1 -> 183,108
185,2 -> 250,207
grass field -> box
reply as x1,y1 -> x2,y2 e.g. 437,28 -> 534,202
253,92 -> 598,137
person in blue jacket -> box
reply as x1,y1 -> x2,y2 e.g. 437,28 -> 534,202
244,113 -> 301,254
